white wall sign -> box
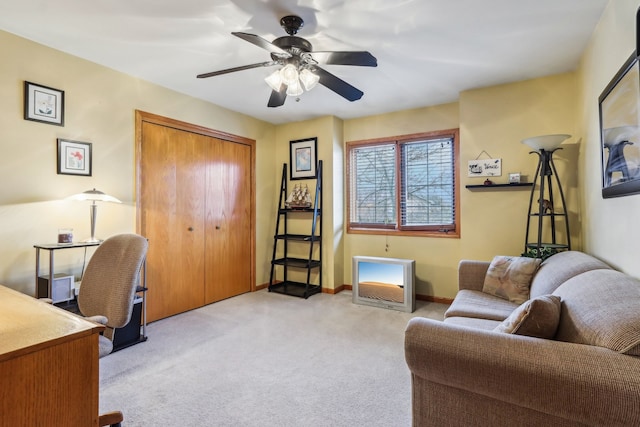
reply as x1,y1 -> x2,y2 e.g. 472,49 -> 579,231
467,158 -> 502,177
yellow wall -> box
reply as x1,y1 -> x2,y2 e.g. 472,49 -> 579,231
0,30 -> 276,295
2,0 -> 638,302
342,103 -> 462,298
459,73 -> 579,260
273,1 -> 637,298
342,76 -> 578,299
577,0 -> 640,273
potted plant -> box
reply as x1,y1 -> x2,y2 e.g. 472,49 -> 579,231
521,246 -> 559,260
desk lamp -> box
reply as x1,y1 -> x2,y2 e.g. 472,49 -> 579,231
67,188 -> 121,242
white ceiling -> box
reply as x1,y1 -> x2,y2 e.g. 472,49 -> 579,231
0,0 -> 608,125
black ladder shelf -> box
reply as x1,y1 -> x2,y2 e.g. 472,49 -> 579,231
268,161 -> 322,298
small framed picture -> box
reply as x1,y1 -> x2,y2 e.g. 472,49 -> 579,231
57,139 -> 92,176
509,173 -> 521,184
24,81 -> 65,126
290,137 -> 318,180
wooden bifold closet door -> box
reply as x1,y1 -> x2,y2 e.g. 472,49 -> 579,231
136,111 -> 255,322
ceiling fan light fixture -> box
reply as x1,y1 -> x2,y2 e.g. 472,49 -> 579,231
286,78 -> 304,96
265,69 -> 283,91
299,68 -> 319,91
198,15 -> 377,108
280,64 -> 299,86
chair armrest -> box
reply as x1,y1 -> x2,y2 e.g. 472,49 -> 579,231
99,410 -> 123,426
405,317 -> 640,425
457,260 -> 490,291
86,315 -> 108,325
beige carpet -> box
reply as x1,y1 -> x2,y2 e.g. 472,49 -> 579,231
99,289 -> 448,426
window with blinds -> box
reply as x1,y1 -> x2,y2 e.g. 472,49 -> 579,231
349,143 -> 397,227
347,129 -> 459,237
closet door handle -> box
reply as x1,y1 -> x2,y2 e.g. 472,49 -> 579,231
188,227 -> 194,232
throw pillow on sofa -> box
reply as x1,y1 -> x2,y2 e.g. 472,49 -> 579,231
494,294 -> 561,338
482,256 -> 542,304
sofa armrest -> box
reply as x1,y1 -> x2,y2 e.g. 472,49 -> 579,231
405,317 -> 640,425
457,260 -> 490,291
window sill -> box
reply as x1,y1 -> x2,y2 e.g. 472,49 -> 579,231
347,227 -> 459,238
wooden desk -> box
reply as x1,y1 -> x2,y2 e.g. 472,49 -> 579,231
0,285 -> 104,427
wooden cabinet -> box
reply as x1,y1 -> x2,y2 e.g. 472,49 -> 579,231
137,111 -> 255,322
0,285 -> 103,427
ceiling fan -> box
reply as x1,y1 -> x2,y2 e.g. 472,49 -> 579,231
197,15 -> 377,108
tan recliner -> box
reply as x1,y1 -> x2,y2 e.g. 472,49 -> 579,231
77,233 -> 148,357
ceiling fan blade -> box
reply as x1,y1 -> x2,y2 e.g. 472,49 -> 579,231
311,51 -> 377,67
313,67 -> 364,102
196,61 -> 277,79
232,32 -> 292,57
267,85 -> 287,108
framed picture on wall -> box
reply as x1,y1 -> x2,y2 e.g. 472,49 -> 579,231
24,81 -> 65,126
290,137 -> 317,180
599,51 -> 640,198
57,139 -> 92,176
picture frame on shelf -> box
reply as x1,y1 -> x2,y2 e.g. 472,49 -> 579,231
290,137 -> 317,180
599,51 -> 640,198
57,139 -> 92,176
24,81 -> 65,126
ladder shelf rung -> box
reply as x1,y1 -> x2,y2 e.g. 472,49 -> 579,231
272,257 -> 321,269
275,234 -> 320,241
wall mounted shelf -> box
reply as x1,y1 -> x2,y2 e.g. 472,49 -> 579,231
465,183 -> 533,190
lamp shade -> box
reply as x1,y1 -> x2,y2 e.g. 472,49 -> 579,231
66,188 -> 121,203
66,188 -> 121,243
280,64 -> 299,86
286,79 -> 304,96
603,126 -> 636,145
265,69 -> 283,91
521,134 -> 571,151
265,64 -> 319,97
299,68 -> 319,91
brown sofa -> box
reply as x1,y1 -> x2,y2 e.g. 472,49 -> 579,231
404,251 -> 640,426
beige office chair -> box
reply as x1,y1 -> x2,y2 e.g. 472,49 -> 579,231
77,233 -> 148,358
